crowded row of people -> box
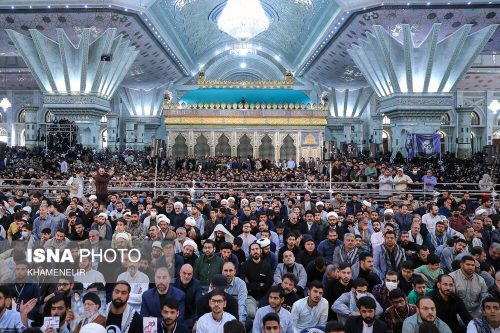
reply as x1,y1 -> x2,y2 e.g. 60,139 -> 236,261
0,150 -> 498,333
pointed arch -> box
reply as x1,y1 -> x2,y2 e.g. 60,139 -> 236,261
172,134 -> 188,158
194,134 -> 210,157
259,134 -> 274,160
215,134 -> 231,156
280,134 -> 296,160
237,134 -> 253,158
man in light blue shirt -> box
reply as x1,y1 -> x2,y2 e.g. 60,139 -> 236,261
291,281 -> 328,333
222,261 -> 248,322
32,205 -> 57,240
0,285 -> 37,333
253,285 -> 293,333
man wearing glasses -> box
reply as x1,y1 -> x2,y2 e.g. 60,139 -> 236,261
196,290 -> 236,333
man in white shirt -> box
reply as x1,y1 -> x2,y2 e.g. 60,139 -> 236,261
290,281 -> 328,333
466,297 -> 500,333
422,205 -> 442,233
74,256 -> 105,289
66,169 -> 85,200
116,252 -> 149,312
196,290 -> 236,333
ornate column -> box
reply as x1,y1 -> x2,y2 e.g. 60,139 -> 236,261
106,114 -> 118,151
7,28 -> 138,148
348,23 -> 497,157
119,86 -> 164,151
125,120 -> 136,150
23,106 -> 38,148
456,107 -> 473,158
136,122 -> 145,150
326,88 -> 373,151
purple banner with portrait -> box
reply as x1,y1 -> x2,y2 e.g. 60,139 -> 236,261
406,134 -> 441,160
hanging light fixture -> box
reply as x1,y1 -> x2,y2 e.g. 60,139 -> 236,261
217,0 -> 270,41
489,99 -> 500,114
0,97 -> 11,111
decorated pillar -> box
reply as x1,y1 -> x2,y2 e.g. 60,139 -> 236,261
456,107 -> 473,158
119,86 -> 165,151
348,23 -> 497,157
7,28 -> 138,148
136,122 -> 145,150
125,120 -> 136,150
106,114 -> 118,151
23,106 -> 38,148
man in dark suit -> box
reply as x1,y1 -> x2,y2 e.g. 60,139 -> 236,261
344,296 -> 387,333
141,267 -> 186,319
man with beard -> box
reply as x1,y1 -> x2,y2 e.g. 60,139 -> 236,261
9,259 -> 40,319
318,229 -> 342,265
325,263 -> 353,320
259,273 -> 300,312
384,289 -> 417,333
44,277 -> 74,303
42,294 -> 72,333
291,281 -> 328,333
141,267 -> 186,319
439,238 -> 467,272
174,264 -> 202,329
253,286 -> 293,333
72,292 -> 106,333
344,296 -> 387,333
0,285 -> 37,332
74,256 -> 105,289
106,281 -> 142,333
429,274 -> 471,333
91,212 -> 112,240
373,231 -> 406,280
196,290 -> 236,333
354,252 -> 381,292
117,252 -> 150,311
274,251 -> 307,296
332,233 -> 359,275
450,255 -> 489,314
181,239 -> 198,267
158,298 -> 189,333
194,239 -> 225,288
402,296 -> 452,333
241,242 -> 273,319
222,261 -> 247,322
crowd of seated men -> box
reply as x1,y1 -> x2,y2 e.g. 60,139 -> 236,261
0,148 -> 498,333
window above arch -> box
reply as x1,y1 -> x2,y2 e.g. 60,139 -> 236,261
382,115 -> 390,125
471,111 -> 480,126
18,109 -> 26,123
441,113 -> 450,125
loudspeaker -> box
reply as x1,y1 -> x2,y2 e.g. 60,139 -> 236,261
100,55 -> 112,61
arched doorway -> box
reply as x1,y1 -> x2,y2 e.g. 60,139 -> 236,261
280,135 -> 296,160
172,134 -> 188,158
215,134 -> 231,156
382,130 -> 391,154
0,127 -> 7,143
259,134 -> 275,160
100,129 -> 108,149
194,135 -> 210,157
237,134 -> 253,158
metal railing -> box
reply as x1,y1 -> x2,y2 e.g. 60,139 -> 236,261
0,179 -> 495,201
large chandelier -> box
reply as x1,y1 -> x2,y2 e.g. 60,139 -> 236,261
217,0 -> 270,41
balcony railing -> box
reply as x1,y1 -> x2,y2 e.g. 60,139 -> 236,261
164,100 -> 329,111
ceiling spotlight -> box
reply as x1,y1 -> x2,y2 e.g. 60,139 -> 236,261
29,5 -> 32,8
47,5 -> 51,8
66,5 -> 69,8
426,2 -> 430,5
467,1 -> 471,4
240,62 -> 247,69
84,4 -> 88,8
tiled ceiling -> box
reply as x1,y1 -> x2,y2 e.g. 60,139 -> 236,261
303,5 -> 500,90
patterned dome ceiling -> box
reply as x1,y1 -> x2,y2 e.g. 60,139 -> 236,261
0,1 -> 498,92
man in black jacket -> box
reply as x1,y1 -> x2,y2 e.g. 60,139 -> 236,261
345,296 -> 387,333
428,274 -> 471,333
240,242 -> 273,319
196,274 -> 239,319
